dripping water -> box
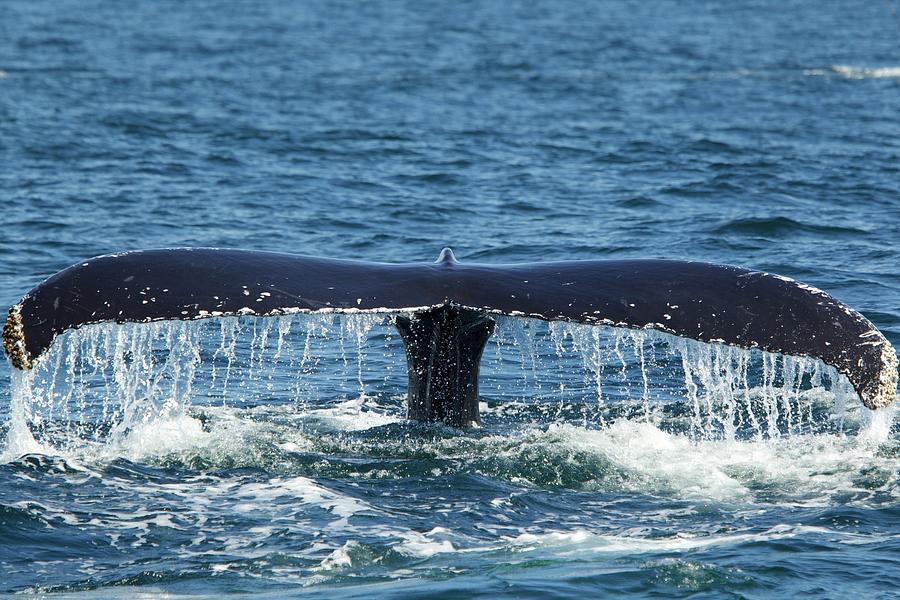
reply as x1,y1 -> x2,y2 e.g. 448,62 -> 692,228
2,313 -> 869,458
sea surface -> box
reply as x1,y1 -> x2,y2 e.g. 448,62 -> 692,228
2,1 -> 900,598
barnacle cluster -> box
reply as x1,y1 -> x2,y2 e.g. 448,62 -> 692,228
2,303 -> 31,370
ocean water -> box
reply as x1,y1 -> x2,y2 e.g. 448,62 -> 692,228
2,0 -> 900,598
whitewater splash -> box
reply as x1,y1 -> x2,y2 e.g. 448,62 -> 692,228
1,313 -> 888,463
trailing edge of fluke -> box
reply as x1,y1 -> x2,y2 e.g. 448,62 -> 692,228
3,248 -> 897,423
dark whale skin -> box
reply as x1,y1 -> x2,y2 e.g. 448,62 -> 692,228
4,248 -> 897,410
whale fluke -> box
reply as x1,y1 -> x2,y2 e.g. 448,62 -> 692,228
3,248 -> 897,424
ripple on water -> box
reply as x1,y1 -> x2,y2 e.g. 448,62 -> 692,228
713,216 -> 870,237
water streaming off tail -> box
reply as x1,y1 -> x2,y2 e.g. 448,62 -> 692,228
484,318 -> 858,438
4,313 -> 861,456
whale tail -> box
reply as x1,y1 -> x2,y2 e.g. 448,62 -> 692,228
395,305 -> 495,426
3,247 -> 897,426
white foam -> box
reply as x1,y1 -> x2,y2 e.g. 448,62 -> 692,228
857,403 -> 897,445
115,413 -> 210,460
804,65 -> 900,79
300,395 -> 402,431
522,420 -> 897,506
502,524 -> 836,555
550,421 -> 751,501
317,541 -> 360,570
320,519 -> 887,567
396,527 -> 458,558
833,65 -> 900,79
236,476 -> 377,529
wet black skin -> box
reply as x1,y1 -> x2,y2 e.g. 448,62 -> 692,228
4,247 -> 895,423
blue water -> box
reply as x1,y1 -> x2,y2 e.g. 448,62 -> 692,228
2,1 -> 900,597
